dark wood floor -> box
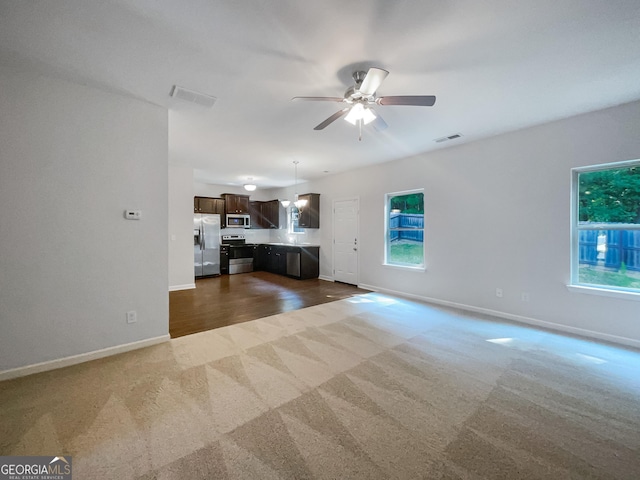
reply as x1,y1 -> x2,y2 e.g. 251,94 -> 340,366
169,271 -> 369,338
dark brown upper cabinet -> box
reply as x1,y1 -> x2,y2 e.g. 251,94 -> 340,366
194,196 -> 225,215
297,193 -> 320,228
222,194 -> 250,214
250,200 -> 286,229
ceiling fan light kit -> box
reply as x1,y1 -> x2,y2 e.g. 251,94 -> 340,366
344,103 -> 376,125
292,67 -> 436,139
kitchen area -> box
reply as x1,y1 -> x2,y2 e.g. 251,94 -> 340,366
173,190 -> 365,338
193,192 -> 322,281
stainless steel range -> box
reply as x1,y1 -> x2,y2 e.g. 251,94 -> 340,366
220,234 -> 255,274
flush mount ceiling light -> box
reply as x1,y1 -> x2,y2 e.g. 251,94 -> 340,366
243,178 -> 256,191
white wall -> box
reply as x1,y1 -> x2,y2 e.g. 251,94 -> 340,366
0,70 -> 169,372
297,100 -> 640,346
169,165 -> 195,290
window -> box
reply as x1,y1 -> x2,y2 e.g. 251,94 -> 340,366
572,160 -> 640,295
289,206 -> 304,234
385,190 -> 425,269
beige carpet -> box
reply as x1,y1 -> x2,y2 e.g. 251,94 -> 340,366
1,293 -> 639,479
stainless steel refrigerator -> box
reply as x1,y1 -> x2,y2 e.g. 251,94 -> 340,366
194,214 -> 221,277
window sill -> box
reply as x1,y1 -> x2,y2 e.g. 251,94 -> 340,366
566,284 -> 640,302
383,263 -> 426,273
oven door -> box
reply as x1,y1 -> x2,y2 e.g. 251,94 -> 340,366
229,245 -> 254,260
228,245 -> 255,274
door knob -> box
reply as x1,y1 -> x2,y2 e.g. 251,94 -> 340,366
353,248 -> 358,251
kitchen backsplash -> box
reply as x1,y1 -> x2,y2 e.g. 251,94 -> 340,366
269,227 -> 321,245
218,227 -> 320,245
220,228 -> 271,243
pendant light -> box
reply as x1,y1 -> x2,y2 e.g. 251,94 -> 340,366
281,160 -> 306,209
293,161 -> 307,212
280,164 -> 292,208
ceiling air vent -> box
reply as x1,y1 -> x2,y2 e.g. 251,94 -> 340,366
170,85 -> 217,108
434,133 -> 463,143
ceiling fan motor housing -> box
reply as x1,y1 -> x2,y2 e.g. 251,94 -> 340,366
344,86 -> 359,102
352,70 -> 367,85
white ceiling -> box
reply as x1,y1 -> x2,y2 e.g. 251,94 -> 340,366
2,0 -> 640,188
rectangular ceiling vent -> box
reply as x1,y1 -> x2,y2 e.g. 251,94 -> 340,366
434,133 -> 463,143
170,85 -> 217,108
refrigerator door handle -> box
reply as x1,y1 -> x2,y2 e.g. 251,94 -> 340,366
201,227 -> 205,250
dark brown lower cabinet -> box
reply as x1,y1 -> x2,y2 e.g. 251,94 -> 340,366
254,245 -> 319,279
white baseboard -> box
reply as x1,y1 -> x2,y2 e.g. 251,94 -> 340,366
318,275 -> 334,282
358,284 -> 640,350
0,334 -> 170,382
169,283 -> 196,291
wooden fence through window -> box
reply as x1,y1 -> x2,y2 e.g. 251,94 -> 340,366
579,229 -> 640,271
390,213 -> 424,242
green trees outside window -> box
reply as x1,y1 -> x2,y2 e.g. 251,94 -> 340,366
579,165 -> 640,224
575,161 -> 640,293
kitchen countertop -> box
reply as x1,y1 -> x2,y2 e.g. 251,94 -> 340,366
263,243 -> 320,247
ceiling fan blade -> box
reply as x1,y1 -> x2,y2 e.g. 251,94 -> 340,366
313,108 -> 350,130
292,96 -> 344,102
358,68 -> 389,96
371,111 -> 388,132
377,95 -> 436,106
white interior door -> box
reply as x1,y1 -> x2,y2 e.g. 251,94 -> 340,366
333,198 -> 359,285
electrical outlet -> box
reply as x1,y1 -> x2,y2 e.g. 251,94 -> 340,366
126,310 -> 137,324
521,293 -> 530,302
495,288 -> 503,298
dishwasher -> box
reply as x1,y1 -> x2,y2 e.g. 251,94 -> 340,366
286,250 -> 300,277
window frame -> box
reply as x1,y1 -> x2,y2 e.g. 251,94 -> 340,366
569,159 -> 640,300
383,188 -> 426,271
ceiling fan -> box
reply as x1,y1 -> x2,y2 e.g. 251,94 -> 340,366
292,67 -> 436,139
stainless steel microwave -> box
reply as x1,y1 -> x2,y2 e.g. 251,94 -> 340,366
226,214 -> 251,228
